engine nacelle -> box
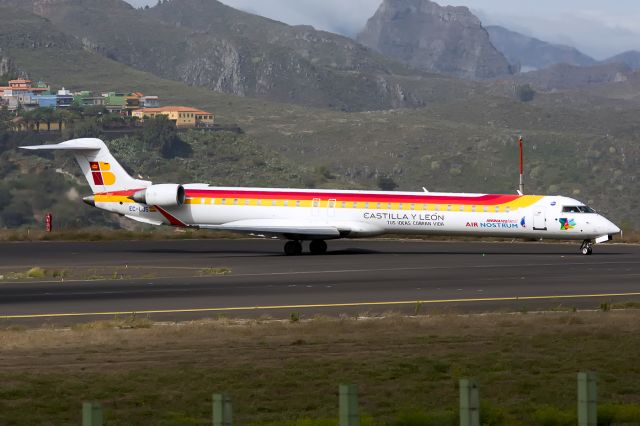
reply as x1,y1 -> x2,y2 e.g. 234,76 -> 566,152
131,184 -> 185,207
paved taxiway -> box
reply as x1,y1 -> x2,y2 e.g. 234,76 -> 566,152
0,239 -> 639,323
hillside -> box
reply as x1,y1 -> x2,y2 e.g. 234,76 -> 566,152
357,0 -> 513,79
0,0 -> 493,112
602,51 -> 640,70
0,4 -> 639,232
515,62 -> 633,91
486,25 -> 596,71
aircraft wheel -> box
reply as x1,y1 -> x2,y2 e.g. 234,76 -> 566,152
284,240 -> 303,256
309,239 -> 328,255
580,241 -> 593,256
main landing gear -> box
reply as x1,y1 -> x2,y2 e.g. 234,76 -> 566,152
283,240 -> 328,256
580,240 -> 593,256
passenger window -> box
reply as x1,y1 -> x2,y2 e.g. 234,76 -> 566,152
272,200 -> 276,206
447,204 -> 452,211
459,205 -> 464,212
295,200 -> 300,207
233,199 -> 238,205
221,198 -> 226,205
245,199 -> 250,205
342,201 -> 346,208
377,202 -> 381,209
411,203 -> 415,210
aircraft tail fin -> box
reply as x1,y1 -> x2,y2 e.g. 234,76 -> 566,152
20,138 -> 151,193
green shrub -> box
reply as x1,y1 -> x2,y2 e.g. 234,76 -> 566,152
531,405 -> 575,426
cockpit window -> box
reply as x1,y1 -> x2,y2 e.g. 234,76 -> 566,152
562,206 -> 581,213
562,206 -> 596,213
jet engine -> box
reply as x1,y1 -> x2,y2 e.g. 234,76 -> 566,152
131,184 -> 185,207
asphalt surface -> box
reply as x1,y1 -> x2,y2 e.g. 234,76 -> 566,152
0,239 -> 639,324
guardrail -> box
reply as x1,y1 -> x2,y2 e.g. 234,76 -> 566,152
80,371 -> 598,426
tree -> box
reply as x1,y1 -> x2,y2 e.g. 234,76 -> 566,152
515,84 -> 535,102
377,175 -> 398,191
141,115 -> 190,158
63,116 -> 101,139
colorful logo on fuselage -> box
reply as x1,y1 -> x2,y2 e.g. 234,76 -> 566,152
90,162 -> 116,186
520,217 -> 526,228
559,218 -> 576,230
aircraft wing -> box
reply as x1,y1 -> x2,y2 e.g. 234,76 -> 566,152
198,219 -> 341,239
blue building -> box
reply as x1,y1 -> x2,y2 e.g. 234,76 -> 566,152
36,95 -> 57,109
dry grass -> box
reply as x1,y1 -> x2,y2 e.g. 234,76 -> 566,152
0,265 -> 231,282
1,311 -> 640,424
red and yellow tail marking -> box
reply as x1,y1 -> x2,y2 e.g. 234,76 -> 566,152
90,162 -> 116,186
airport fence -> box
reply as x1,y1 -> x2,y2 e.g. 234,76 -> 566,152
80,372 -> 598,426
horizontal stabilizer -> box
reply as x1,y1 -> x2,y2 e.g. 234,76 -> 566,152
20,138 -> 150,193
20,138 -> 104,151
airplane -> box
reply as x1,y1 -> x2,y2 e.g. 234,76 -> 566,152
21,138 -> 621,256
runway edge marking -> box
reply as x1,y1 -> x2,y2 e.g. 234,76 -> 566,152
4,292 -> 640,319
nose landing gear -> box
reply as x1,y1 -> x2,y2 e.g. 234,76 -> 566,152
580,240 -> 593,256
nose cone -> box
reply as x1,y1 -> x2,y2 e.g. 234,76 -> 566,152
604,217 -> 621,236
610,223 -> 621,235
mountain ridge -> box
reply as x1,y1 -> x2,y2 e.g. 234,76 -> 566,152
1,0 -> 487,112
486,25 -> 596,71
356,0 -> 514,79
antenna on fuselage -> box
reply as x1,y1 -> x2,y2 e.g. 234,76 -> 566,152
518,136 -> 525,195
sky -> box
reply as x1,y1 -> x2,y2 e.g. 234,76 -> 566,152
125,0 -> 640,59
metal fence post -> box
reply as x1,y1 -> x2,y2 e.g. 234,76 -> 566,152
212,393 -> 233,426
578,372 -> 597,426
459,379 -> 480,426
82,402 -> 103,426
339,384 -> 359,426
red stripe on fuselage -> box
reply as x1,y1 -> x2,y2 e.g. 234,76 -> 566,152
184,189 -> 518,205
94,189 -> 144,196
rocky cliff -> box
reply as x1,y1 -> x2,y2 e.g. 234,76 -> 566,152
357,0 -> 513,79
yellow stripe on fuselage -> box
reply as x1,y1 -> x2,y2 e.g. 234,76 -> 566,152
94,194 -> 544,212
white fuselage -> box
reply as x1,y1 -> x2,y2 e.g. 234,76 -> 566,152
97,186 -> 621,241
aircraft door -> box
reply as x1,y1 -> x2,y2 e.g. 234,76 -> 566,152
533,209 -> 547,231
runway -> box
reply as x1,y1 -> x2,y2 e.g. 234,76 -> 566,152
0,239 -> 639,323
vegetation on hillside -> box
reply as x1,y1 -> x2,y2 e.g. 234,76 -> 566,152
0,2 -> 639,233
